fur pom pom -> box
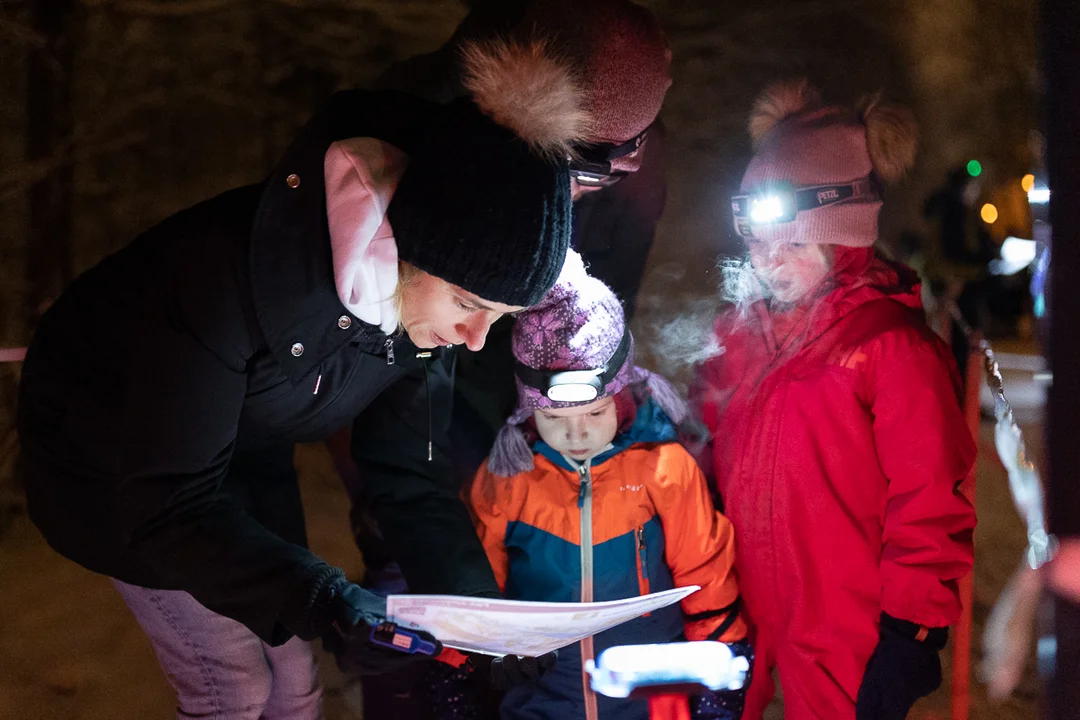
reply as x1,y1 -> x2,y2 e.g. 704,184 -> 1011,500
488,422 -> 536,477
461,38 -> 592,162
861,94 -> 918,183
749,79 -> 822,146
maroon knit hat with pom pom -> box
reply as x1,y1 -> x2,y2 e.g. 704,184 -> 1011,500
512,0 -> 672,172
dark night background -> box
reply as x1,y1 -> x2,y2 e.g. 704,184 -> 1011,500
0,1 -> 1043,717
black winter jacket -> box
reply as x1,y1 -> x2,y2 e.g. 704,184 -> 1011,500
16,90 -> 500,645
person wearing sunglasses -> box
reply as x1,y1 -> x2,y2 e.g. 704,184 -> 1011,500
335,5 -> 672,715
343,0 -> 672,602
690,81 -> 977,720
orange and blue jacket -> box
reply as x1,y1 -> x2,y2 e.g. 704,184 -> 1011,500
467,399 -> 746,720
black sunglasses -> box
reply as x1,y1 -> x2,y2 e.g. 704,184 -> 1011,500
568,125 -> 651,188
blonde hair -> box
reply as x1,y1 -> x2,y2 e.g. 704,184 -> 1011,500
392,260 -> 422,334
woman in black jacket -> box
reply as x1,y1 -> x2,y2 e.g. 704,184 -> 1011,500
16,41 -> 581,719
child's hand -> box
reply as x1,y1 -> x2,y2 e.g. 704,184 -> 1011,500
690,638 -> 753,719
856,613 -> 947,720
466,651 -> 559,690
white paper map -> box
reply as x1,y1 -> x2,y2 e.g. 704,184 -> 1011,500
386,586 -> 700,656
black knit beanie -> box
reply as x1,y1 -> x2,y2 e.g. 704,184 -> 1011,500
387,39 -> 589,308
389,99 -> 572,307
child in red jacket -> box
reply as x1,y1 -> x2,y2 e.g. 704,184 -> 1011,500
690,81 -> 977,720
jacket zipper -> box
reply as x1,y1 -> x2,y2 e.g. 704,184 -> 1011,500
576,460 -> 599,720
417,351 -> 433,461
384,337 -> 395,365
635,526 -> 651,600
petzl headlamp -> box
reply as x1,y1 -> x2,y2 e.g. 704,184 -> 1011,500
731,175 -> 881,239
569,125 -> 651,187
515,328 -> 631,403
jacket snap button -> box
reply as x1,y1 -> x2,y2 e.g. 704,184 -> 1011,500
286,173 -> 300,189
290,342 -> 304,357
337,315 -> 352,330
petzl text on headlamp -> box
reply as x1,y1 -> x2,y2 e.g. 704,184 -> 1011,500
516,328 -> 631,403
731,175 -> 881,239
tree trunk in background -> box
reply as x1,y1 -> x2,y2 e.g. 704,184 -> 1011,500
1043,0 -> 1080,716
25,0 -> 76,329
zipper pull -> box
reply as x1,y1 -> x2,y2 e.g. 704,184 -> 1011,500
384,337 -> 395,365
637,526 -> 646,547
577,465 -> 589,508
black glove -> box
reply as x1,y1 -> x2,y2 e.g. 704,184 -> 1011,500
855,613 -> 948,720
466,651 -> 559,690
320,579 -> 442,675
691,638 -> 754,720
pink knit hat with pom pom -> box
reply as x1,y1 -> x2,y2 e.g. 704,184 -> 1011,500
735,79 -> 918,247
488,250 -> 687,477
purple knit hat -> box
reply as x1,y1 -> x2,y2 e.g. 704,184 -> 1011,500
736,80 -> 918,247
488,250 -> 687,476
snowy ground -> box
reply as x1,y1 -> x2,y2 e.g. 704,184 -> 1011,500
0,346 -> 1044,719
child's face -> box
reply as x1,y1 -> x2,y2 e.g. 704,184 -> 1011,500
533,395 -> 619,462
748,240 -> 832,305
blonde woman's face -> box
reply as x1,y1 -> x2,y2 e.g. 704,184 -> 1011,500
398,270 -> 524,351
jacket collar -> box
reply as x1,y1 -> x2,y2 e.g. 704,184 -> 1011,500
249,90 -> 435,383
745,247 -> 923,362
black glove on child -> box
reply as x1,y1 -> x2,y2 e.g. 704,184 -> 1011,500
466,650 -> 559,690
320,578 -> 442,675
855,613 -> 948,720
690,638 -> 754,720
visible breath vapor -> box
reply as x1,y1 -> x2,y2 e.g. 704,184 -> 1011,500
632,262 -> 727,395
633,245 -> 831,394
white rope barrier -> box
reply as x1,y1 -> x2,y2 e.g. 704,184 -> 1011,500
948,302 -> 1056,568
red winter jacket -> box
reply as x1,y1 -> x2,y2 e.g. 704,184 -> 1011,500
690,247 -> 975,655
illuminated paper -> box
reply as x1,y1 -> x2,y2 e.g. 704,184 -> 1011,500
387,586 -> 699,656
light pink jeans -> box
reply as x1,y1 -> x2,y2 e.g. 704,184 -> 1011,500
113,579 -> 323,720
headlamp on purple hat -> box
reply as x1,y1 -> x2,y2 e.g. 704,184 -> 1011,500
731,176 -> 882,239
515,327 -> 631,403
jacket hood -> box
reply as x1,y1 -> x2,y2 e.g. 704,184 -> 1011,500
324,137 -> 407,335
728,246 -> 924,361
250,89 -> 435,384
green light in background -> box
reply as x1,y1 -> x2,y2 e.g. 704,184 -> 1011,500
966,159 -> 983,177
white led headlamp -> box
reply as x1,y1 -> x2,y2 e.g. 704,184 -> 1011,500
731,175 -> 882,239
516,329 -> 631,404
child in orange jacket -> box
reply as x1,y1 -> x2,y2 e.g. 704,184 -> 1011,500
436,254 -> 750,720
